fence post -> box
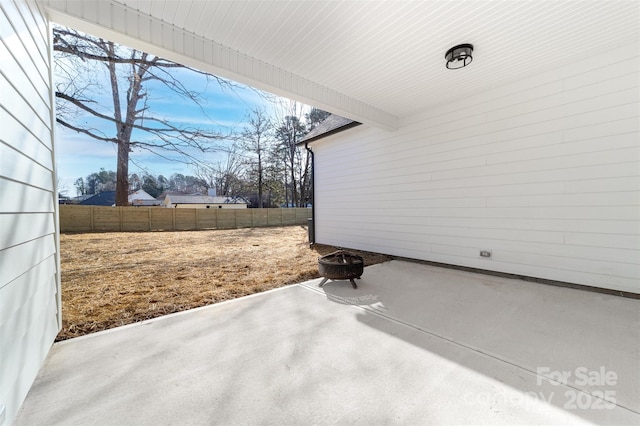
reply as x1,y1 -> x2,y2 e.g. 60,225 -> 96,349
196,208 -> 200,230
90,206 -> 95,231
148,207 -> 152,231
172,208 -> 176,231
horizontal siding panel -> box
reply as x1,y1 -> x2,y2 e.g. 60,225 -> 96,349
491,250 -> 638,280
0,179 -> 53,213
430,148 -> 637,182
0,234 -> 56,286
318,140 -> 637,188
565,232 -> 640,251
486,133 -> 638,165
356,222 -> 564,245
0,2 -> 48,87
0,255 -> 56,322
10,0 -> 50,67
318,162 -> 638,193
318,123 -> 637,180
324,182 -> 566,200
565,176 -> 640,194
329,196 -> 488,209
0,107 -> 52,165
0,39 -> 49,112
0,142 -> 54,190
484,239 -> 638,267
0,271 -> 58,423
486,192 -> 638,208
323,131 -> 566,172
0,73 -> 51,133
0,212 -> 54,249
316,208 -> 640,233
321,205 -> 639,221
0,271 -> 57,354
320,190 -> 637,211
1,2 -> 58,425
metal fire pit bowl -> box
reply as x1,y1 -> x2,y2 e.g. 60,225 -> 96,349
318,250 -> 364,289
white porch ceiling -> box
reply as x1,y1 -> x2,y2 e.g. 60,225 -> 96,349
41,0 -> 639,130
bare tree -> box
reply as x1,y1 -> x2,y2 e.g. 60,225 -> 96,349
273,103 -> 309,207
73,177 -> 86,196
301,107 -> 330,205
240,108 -> 272,207
193,144 -> 246,197
53,26 -> 233,205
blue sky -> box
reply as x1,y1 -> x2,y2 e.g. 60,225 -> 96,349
54,49 -> 295,196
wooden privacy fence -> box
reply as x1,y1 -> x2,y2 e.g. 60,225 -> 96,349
59,205 -> 311,233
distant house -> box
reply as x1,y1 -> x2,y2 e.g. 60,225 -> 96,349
79,191 -> 116,206
162,194 -> 248,209
129,189 -> 162,206
72,194 -> 93,204
78,190 -> 162,206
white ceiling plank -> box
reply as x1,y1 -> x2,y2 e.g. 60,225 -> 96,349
160,0 -> 179,24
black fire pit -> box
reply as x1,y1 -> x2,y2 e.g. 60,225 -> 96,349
318,250 -> 364,289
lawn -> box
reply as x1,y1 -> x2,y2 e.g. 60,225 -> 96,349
58,225 -> 391,341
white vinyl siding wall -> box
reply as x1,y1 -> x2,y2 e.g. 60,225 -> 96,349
0,0 -> 60,424
314,43 -> 639,294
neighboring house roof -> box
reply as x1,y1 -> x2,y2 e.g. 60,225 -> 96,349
156,191 -> 202,200
73,194 -> 93,203
298,114 -> 361,145
79,191 -> 116,206
129,189 -> 162,206
128,189 -> 155,202
165,195 -> 247,205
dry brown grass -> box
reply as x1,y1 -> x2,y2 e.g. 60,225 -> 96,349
58,225 -> 391,341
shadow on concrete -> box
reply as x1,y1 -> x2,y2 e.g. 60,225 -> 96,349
313,260 -> 640,425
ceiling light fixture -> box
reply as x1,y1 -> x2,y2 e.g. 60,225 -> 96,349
445,43 -> 474,69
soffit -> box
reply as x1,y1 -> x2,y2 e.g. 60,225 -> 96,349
41,0 -> 639,130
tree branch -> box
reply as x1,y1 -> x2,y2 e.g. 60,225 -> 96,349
56,118 -> 117,143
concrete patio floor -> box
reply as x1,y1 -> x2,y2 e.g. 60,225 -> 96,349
16,260 -> 639,425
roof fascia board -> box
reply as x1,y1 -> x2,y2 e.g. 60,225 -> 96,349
297,121 -> 362,146
41,0 -> 399,131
